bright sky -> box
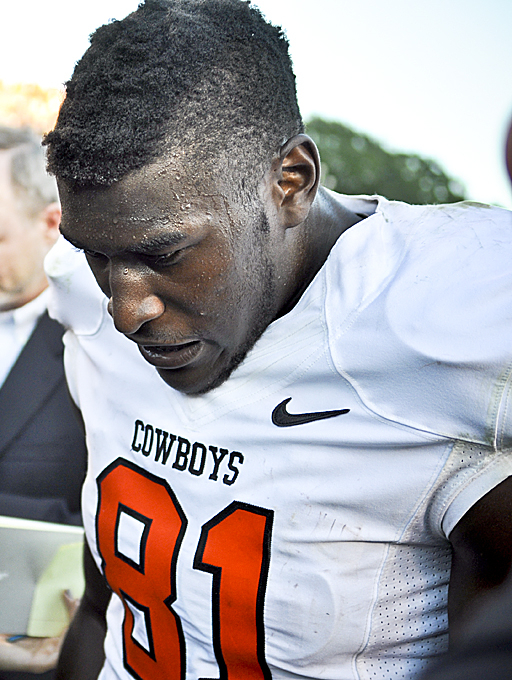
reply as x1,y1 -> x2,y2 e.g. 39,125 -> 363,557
2,0 -> 511,207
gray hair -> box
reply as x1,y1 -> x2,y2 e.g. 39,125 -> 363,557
0,126 -> 58,215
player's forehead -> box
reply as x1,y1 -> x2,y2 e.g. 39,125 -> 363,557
58,158 -> 231,253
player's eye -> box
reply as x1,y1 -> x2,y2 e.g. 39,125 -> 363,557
86,250 -> 103,259
150,248 -> 186,267
81,248 -> 109,266
70,245 -> 102,259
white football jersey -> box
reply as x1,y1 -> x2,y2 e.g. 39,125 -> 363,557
47,195 -> 512,680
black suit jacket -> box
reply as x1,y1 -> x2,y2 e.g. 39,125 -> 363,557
0,312 -> 87,680
0,311 -> 87,525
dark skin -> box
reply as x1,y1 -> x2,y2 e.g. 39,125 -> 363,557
56,136 -> 512,677
448,117 -> 512,646
57,136 -> 362,395
449,476 -> 512,645
56,541 -> 110,680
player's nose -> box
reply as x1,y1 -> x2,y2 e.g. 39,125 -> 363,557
107,266 -> 164,335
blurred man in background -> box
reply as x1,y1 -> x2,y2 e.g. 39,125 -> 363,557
0,126 -> 86,679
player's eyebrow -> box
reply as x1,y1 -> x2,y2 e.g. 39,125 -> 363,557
129,232 -> 188,255
60,229 -> 188,255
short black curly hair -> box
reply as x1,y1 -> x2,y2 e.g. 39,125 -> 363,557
44,0 -> 303,196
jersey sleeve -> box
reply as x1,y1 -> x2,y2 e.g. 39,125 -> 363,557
496,370 -> 512,450
433,441 -> 512,538
326,200 -> 512,448
45,235 -> 107,336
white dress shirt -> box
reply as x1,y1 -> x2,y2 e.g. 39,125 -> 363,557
0,288 -> 50,389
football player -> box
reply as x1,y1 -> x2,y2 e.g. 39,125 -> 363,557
44,2 -> 512,679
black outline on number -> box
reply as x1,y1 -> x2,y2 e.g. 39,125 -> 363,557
96,458 -> 188,680
120,589 -> 156,661
193,501 -> 274,680
114,503 -> 152,574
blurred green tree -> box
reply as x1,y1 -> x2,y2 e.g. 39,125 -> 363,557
306,117 -> 466,204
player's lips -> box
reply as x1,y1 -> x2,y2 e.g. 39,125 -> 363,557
138,340 -> 205,369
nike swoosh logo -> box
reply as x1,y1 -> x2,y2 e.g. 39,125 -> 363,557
272,398 -> 350,427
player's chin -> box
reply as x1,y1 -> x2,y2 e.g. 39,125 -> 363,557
155,348 -> 230,395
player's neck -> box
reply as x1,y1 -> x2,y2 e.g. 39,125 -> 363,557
277,188 -> 365,318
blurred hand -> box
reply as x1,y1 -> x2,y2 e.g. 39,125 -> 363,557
0,589 -> 81,672
63,588 -> 81,620
0,634 -> 62,673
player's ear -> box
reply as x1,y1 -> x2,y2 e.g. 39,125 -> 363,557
268,134 -> 320,229
40,201 -> 62,247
